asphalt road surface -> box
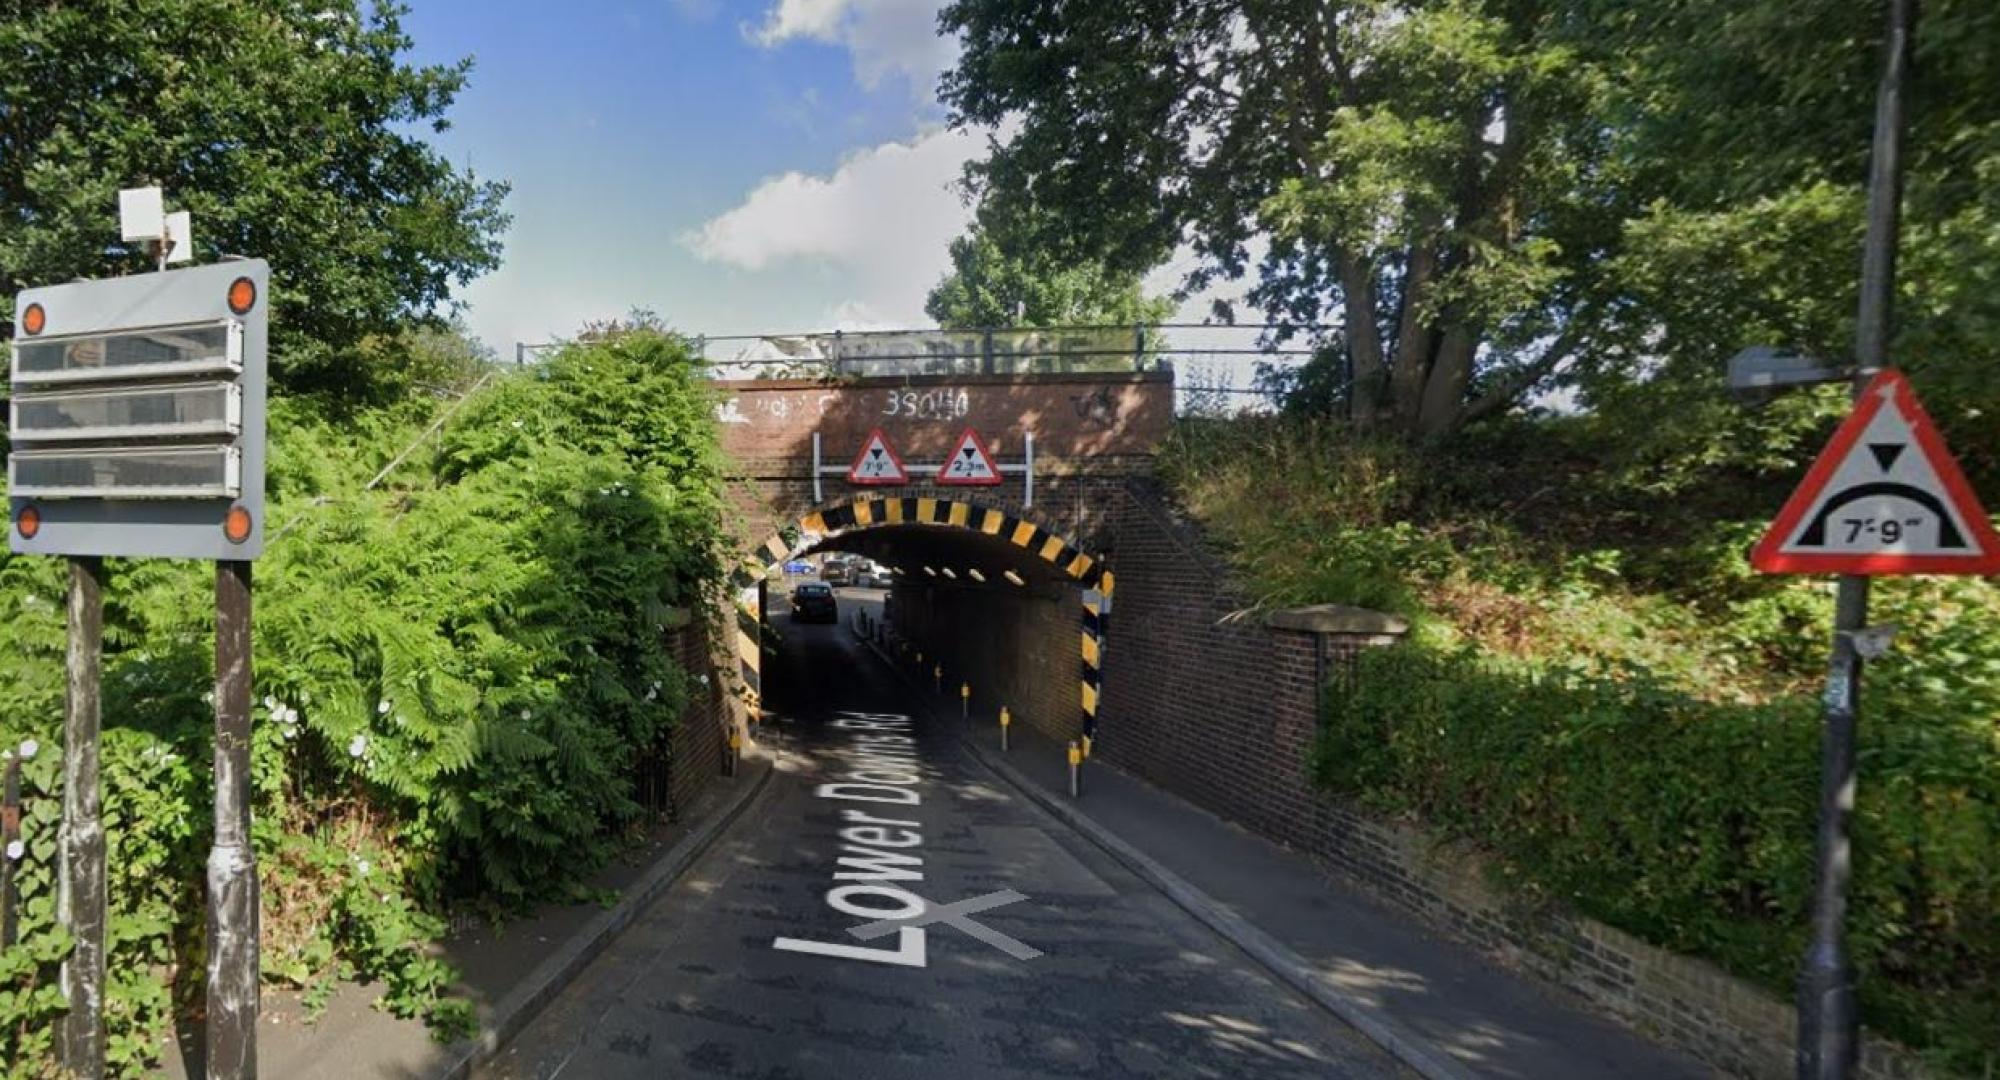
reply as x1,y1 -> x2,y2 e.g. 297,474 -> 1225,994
482,602 -> 1406,1079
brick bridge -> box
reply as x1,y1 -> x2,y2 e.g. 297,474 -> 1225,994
714,369 -> 1174,744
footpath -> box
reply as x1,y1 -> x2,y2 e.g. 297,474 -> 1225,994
862,626 -> 1716,1080
155,754 -> 772,1080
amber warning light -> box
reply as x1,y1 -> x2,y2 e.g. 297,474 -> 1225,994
20,302 -> 46,336
15,505 -> 40,539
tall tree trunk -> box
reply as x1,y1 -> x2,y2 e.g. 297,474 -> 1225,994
1388,240 -> 1441,434
1416,325 -> 1479,439
1339,254 -> 1386,430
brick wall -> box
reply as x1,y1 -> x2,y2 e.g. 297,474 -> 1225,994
625,609 -> 737,824
884,578 -> 1077,747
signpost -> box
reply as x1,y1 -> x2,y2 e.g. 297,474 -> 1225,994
1746,5 -> 1927,1078
8,191 -> 268,1080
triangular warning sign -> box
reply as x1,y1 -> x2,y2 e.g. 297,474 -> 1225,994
1752,369 -> 2000,575
846,428 -> 909,486
936,427 -> 1003,486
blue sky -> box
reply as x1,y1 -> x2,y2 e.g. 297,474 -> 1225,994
399,0 -> 987,352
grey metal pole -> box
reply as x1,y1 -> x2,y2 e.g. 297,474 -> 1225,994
1797,3 -> 1909,1077
208,560 -> 258,1080
59,556 -> 107,1079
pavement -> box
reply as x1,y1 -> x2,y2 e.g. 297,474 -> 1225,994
478,609 -> 1411,1079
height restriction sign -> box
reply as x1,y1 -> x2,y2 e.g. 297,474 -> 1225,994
1752,369 -> 2000,575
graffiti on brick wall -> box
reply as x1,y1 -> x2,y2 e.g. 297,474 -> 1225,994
1070,385 -> 1120,428
881,387 -> 971,422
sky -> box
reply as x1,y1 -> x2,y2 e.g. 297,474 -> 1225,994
398,0 -> 1037,354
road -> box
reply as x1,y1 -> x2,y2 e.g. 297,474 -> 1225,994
482,591 -> 1406,1079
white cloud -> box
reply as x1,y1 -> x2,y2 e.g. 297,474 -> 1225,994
748,0 -> 956,91
683,126 -> 983,327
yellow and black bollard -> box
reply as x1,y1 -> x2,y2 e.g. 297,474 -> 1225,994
1067,740 -> 1082,798
933,663 -> 943,695
961,682 -> 971,719
726,725 -> 741,777
999,706 -> 1011,751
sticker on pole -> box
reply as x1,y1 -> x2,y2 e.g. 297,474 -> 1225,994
937,428 -> 1003,486
1751,369 -> 2000,575
847,428 -> 908,485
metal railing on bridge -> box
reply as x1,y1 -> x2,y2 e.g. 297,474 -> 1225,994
515,322 -> 1333,416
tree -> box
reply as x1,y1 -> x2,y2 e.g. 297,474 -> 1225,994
941,1 -> 1624,439
1572,0 -> 2000,489
0,0 -> 509,400
925,213 -> 1174,329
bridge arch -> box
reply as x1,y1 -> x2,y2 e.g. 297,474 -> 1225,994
730,494 -> 1112,745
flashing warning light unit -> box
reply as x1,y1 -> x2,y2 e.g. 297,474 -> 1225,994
8,260 -> 270,560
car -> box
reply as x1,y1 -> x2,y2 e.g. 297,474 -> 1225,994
784,559 -> 811,575
855,562 -> 891,588
790,582 -> 837,622
821,559 -> 853,586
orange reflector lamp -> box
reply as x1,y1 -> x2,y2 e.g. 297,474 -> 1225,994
21,302 -> 46,335
16,505 -> 41,539
223,505 -> 254,544
227,276 -> 257,315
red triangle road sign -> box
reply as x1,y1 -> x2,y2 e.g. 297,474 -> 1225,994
1752,369 -> 2000,575
936,427 -> 1003,486
847,428 -> 909,485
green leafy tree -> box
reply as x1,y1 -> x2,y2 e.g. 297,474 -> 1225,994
0,0 -> 509,399
942,0 -> 1624,439
925,214 -> 1174,329
1576,0 -> 2000,489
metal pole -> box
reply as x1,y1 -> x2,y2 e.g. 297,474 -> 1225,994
813,431 -> 823,504
1067,741 -> 1081,797
1024,431 -> 1035,509
1798,3 -> 1909,1077
59,556 -> 107,1079
1,755 -> 19,948
208,560 -> 258,1080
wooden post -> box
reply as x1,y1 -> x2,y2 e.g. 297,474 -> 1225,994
208,560 -> 257,1079
59,556 -> 107,1078
1,754 -> 21,949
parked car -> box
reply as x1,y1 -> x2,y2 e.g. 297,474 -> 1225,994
790,582 -> 838,622
855,562 -> 891,588
784,559 -> 811,575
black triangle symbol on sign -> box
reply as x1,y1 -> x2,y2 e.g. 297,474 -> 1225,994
870,448 -> 883,459
1869,443 -> 1905,471
962,447 -> 975,459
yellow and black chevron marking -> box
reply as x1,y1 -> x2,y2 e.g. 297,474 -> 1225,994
736,497 -> 1112,741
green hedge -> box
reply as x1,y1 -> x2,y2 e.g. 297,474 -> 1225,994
1317,645 -> 2000,1072
0,330 -> 726,1076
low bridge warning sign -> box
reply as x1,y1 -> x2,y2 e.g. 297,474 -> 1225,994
1752,369 -> 2000,575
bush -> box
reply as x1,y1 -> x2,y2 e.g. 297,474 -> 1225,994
0,329 -> 725,1075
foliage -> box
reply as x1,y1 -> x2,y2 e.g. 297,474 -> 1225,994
0,331 -> 725,1075
1164,413 -> 2000,1069
0,0 -> 509,400
925,209 -> 1174,332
